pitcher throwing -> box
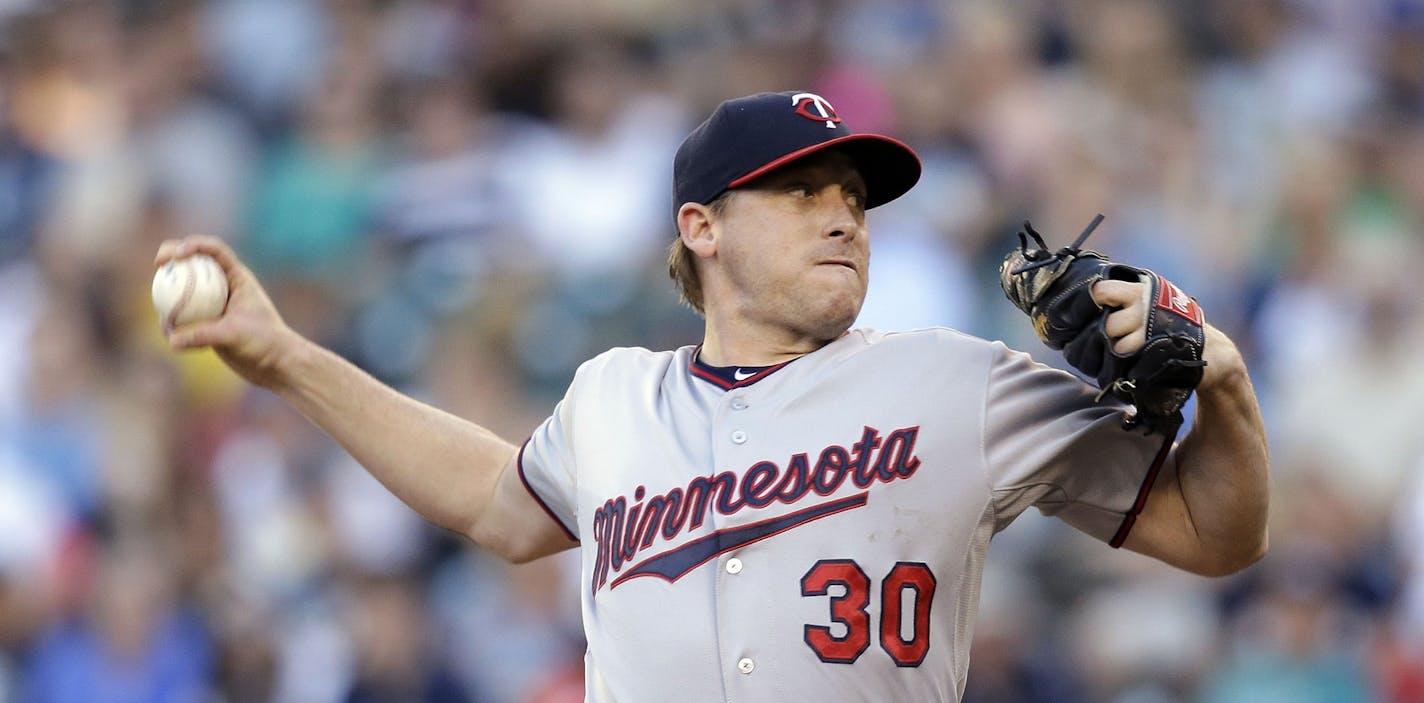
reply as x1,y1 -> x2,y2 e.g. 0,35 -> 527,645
156,91 -> 1269,702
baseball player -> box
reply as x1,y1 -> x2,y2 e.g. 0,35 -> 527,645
156,91 -> 1269,701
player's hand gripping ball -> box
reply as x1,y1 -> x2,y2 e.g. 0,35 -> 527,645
152,253 -> 229,333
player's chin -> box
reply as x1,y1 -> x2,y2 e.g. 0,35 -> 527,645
803,291 -> 863,340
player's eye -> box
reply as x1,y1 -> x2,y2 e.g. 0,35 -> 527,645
846,191 -> 865,209
787,184 -> 814,199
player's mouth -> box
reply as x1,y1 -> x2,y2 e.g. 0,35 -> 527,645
817,258 -> 860,273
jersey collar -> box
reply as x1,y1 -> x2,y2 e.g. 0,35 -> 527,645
688,347 -> 795,390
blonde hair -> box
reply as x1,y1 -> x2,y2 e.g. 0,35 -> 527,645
667,192 -> 731,315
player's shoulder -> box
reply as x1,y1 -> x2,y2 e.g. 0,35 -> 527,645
577,345 -> 685,372
572,345 -> 693,386
848,326 -> 1005,359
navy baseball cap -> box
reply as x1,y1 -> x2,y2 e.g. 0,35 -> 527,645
673,91 -> 922,216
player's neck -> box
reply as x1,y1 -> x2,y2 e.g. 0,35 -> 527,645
698,315 -> 834,367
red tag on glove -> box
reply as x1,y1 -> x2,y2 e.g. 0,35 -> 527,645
1154,274 -> 1204,326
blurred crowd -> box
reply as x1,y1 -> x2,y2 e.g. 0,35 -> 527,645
0,0 -> 1422,701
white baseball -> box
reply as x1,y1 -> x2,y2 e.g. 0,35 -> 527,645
152,254 -> 229,331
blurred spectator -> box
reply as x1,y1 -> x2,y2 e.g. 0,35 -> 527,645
201,0 -> 329,133
359,77 -> 508,383
342,573 -> 470,703
376,77 -> 506,257
209,393 -> 331,606
22,537 -> 214,703
500,37 -> 686,281
0,441 -> 69,691
243,42 -> 385,284
0,41 -> 57,267
961,563 -> 1086,703
1067,573 -> 1219,702
1198,553 -> 1376,703
433,551 -> 584,703
5,294 -> 103,519
126,3 -> 257,243
1388,462 -> 1424,701
1267,280 -> 1424,520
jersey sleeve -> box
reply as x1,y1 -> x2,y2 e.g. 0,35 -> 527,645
981,342 -> 1170,544
518,387 -> 580,543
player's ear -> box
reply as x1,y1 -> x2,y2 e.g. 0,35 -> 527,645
677,202 -> 717,259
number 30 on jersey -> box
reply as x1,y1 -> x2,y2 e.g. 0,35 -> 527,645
801,560 -> 937,667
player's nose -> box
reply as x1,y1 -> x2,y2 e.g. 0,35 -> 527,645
823,186 -> 865,241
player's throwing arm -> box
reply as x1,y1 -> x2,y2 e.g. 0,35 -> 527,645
153,236 -> 577,562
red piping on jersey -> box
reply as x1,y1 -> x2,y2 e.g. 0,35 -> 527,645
1108,432 -> 1173,548
517,439 -> 579,542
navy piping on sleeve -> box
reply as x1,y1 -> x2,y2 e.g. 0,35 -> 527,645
1108,433 -> 1173,549
516,439 -> 579,542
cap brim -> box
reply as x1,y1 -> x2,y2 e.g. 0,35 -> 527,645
727,133 -> 922,209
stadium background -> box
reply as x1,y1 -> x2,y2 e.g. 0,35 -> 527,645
1,0 -> 1423,700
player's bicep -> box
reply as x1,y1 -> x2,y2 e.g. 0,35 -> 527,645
472,454 -> 579,563
1115,462 -> 1215,574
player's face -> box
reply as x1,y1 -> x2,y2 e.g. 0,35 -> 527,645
712,151 -> 870,343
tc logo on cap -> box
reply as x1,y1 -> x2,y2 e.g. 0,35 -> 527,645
791,92 -> 841,128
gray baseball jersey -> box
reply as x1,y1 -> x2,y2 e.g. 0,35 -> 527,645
518,327 -> 1169,702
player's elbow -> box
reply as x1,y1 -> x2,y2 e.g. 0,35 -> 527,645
462,517 -> 569,565
491,536 -> 546,565
1230,530 -> 1269,574
460,520 -> 531,564
1192,530 -> 1269,577
503,547 -> 548,565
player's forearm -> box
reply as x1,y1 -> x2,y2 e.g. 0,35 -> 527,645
1169,329 -> 1270,574
270,334 -> 519,541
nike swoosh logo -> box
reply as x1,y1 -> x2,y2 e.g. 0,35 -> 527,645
608,493 -> 868,589
733,368 -> 755,381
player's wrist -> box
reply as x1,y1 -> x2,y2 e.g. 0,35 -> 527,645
258,326 -> 326,393
1196,326 -> 1248,393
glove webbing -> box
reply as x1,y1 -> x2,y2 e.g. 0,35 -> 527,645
1010,213 -> 1106,275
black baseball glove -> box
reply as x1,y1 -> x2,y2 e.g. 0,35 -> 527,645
999,215 -> 1207,435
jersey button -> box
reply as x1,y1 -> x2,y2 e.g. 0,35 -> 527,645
726,558 -> 743,574
730,397 -> 748,410
737,657 -> 755,674
731,430 -> 747,444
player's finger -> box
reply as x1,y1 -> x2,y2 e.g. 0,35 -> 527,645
1104,307 -> 1142,339
156,235 -> 227,267
171,236 -> 268,298
1113,328 -> 1147,355
168,318 -> 230,351
171,234 -> 245,277
154,239 -> 183,266
1089,279 -> 1142,309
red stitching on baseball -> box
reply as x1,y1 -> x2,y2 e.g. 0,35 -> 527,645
166,262 -> 196,332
